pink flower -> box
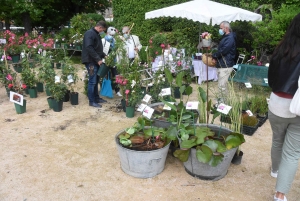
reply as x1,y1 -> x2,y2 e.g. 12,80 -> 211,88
149,40 -> 153,44
125,90 -> 130,95
22,84 -> 27,89
155,51 -> 158,55
6,74 -> 13,81
8,84 -> 13,88
251,56 -> 256,59
6,56 -> 12,60
160,43 -> 165,49
177,61 -> 182,66
257,61 -> 262,66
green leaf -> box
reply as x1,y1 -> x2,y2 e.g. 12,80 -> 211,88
207,99 -> 212,111
198,86 -> 207,103
215,140 -> 227,153
175,71 -> 184,87
181,114 -> 192,120
165,126 -> 177,140
161,100 -> 177,111
125,127 -> 136,135
179,85 -> 186,94
185,85 -> 193,96
120,138 -> 131,146
174,149 -> 190,162
208,153 -> 224,167
118,133 -> 130,139
203,139 -> 218,152
164,68 -> 173,85
225,133 -> 245,149
180,138 -> 197,149
196,145 -> 213,163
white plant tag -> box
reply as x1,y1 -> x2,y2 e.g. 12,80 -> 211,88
163,102 -> 175,110
264,78 -> 268,84
55,76 -> 60,83
245,82 -> 252,88
142,106 -> 154,119
186,101 -> 199,110
217,103 -> 232,115
266,98 -> 270,104
246,110 -> 253,116
137,103 -> 147,112
159,88 -> 171,96
142,94 -> 152,103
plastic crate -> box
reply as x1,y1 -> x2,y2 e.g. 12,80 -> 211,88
241,124 -> 258,136
257,113 -> 268,127
229,64 -> 269,87
220,114 -> 232,124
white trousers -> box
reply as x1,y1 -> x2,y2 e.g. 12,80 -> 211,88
217,67 -> 233,95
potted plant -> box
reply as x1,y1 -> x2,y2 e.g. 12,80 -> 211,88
20,58 -> 38,98
115,117 -> 177,178
60,57 -> 79,105
48,81 -> 68,112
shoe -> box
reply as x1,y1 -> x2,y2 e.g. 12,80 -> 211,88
95,98 -> 107,103
89,102 -> 102,108
116,92 -> 122,97
271,170 -> 278,178
274,195 -> 287,201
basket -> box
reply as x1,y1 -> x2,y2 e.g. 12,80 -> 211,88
257,113 -> 268,127
202,39 -> 211,47
241,124 -> 258,136
202,53 -> 216,67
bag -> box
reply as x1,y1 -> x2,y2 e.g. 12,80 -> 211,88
97,63 -> 110,78
100,72 -> 113,98
289,76 -> 300,116
202,53 -> 216,67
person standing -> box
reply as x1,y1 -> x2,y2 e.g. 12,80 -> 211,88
122,26 -> 142,61
268,13 -> 300,201
82,21 -> 107,108
212,21 -> 236,99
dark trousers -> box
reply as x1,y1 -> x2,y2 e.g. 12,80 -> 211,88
85,63 -> 101,103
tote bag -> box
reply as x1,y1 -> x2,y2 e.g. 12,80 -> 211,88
289,76 -> 300,116
100,72 -> 113,98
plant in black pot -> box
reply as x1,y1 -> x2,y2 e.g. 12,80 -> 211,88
164,67 -> 185,99
48,81 -> 68,112
60,57 -> 79,105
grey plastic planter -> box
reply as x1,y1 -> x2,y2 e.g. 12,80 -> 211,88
183,124 -> 237,181
149,102 -> 200,128
115,129 -> 171,178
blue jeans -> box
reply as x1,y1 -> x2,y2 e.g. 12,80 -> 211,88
85,63 -> 100,103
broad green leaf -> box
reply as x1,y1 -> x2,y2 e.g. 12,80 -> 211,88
185,85 -> 193,96
120,138 -> 131,146
162,100 -> 177,111
125,127 -> 136,135
208,153 -> 224,167
196,145 -> 213,163
176,71 -> 184,87
180,138 -> 197,149
207,99 -> 212,111
118,133 -> 130,139
215,140 -> 227,153
165,126 -> 177,140
179,85 -> 186,94
225,133 -> 245,149
174,149 -> 190,162
203,139 -> 219,152
164,68 -> 173,85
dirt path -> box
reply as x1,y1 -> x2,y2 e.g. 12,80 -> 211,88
0,70 -> 299,201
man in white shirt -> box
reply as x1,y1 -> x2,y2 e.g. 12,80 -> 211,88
122,26 -> 142,61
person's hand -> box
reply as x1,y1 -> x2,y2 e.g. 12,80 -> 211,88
134,47 -> 139,51
98,60 -> 103,66
212,58 -> 217,65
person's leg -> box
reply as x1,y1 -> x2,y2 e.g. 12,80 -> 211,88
268,110 -> 290,175
217,67 -> 233,99
86,63 -> 101,107
275,116 -> 300,197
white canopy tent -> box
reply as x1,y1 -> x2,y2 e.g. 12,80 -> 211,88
145,0 -> 262,25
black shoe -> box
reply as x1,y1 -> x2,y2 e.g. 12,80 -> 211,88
96,98 -> 107,103
89,102 -> 102,108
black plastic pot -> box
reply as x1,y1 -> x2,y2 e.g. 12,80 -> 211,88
231,151 -> 244,165
70,92 -> 79,105
63,90 -> 70,102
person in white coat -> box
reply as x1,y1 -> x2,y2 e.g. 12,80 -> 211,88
122,26 -> 142,61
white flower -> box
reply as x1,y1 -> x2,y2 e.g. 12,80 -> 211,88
131,80 -> 136,88
0,59 -> 3,62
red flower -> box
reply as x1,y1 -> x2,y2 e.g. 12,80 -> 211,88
8,84 -> 13,89
160,44 -> 165,49
22,84 -> 27,89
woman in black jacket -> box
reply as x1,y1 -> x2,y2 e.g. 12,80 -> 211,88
268,13 -> 300,201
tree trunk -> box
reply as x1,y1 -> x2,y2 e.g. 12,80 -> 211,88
22,12 -> 32,34
5,19 -> 10,30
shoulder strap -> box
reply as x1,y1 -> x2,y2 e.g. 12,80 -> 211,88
131,35 -> 136,47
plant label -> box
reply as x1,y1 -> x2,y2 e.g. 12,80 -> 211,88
264,78 -> 268,84
216,103 -> 232,115
55,76 -> 60,83
245,82 -> 252,88
137,103 -> 147,112
186,101 -> 199,110
266,98 -> 270,104
159,88 -> 171,96
0,39 -> 6,44
163,102 -> 175,110
246,110 -> 254,116
10,92 -> 24,106
142,106 -> 154,119
142,94 -> 152,103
